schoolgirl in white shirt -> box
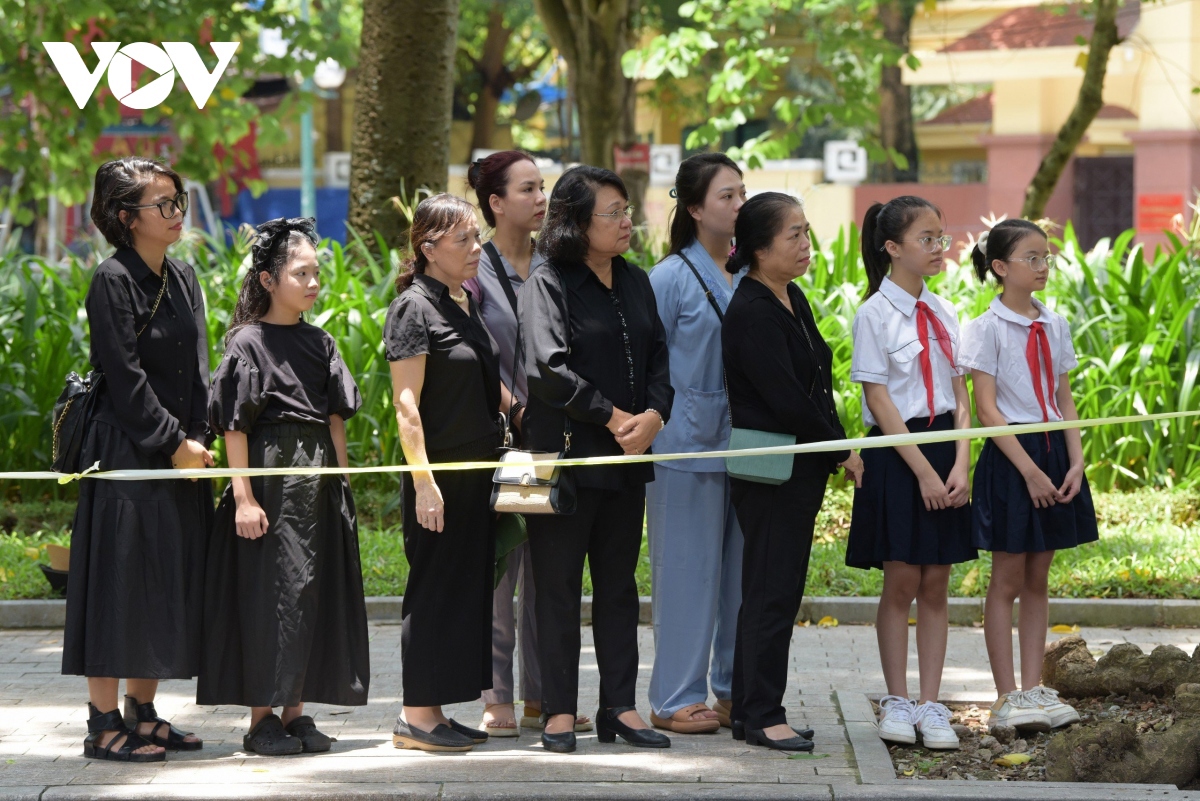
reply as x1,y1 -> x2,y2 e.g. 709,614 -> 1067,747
960,219 -> 1096,734
847,195 -> 975,751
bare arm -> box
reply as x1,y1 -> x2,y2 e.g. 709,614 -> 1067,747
389,356 -> 445,532
225,429 -> 269,539
944,375 -> 972,507
1055,372 -> 1085,502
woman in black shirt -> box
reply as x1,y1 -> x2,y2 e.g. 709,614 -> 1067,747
385,194 -> 520,753
519,166 -> 673,753
63,158 -> 214,762
721,192 -> 863,751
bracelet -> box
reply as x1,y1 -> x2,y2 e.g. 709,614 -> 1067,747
646,408 -> 664,430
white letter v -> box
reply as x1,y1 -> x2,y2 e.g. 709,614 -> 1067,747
163,42 -> 240,108
43,42 -> 121,109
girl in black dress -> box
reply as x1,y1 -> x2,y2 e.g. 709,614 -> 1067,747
64,158 -> 213,763
198,217 -> 370,756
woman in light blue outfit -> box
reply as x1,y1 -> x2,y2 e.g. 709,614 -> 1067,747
647,154 -> 748,734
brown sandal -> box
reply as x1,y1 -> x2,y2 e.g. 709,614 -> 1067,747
650,703 -> 721,734
713,698 -> 733,729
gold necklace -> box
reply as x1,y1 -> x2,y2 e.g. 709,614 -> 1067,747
449,288 -> 467,304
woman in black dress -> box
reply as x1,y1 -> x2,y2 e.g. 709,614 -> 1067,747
519,166 -> 673,753
63,157 -> 214,762
198,217 -> 370,756
721,192 -> 863,751
385,194 -> 519,753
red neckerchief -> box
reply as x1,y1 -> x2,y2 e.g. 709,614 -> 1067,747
915,300 -> 957,426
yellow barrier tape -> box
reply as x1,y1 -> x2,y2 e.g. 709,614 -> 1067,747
5,410 -> 1197,483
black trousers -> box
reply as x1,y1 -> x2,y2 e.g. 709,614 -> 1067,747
400,437 -> 497,707
526,484 -> 645,717
730,458 -> 828,729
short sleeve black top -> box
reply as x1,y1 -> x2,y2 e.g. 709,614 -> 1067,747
384,273 -> 502,456
518,256 -> 673,490
722,277 -> 849,473
209,321 -> 361,435
86,248 -> 211,456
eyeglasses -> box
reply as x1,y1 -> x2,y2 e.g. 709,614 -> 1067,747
129,192 -> 189,219
898,235 -> 953,254
593,205 -> 635,220
1006,254 -> 1058,273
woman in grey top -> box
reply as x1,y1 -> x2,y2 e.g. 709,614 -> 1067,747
464,151 -> 592,736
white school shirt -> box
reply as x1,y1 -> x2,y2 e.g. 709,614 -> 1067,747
850,276 -> 964,428
959,296 -> 1078,425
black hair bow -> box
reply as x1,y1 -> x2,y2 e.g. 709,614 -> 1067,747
251,216 -> 318,274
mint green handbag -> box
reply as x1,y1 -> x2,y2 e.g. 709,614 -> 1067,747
725,427 -> 796,485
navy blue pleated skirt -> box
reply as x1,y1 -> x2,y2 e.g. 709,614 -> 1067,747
846,413 -> 976,570
972,428 -> 1098,553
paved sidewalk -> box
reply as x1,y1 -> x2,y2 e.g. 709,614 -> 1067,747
1,622 -> 1198,800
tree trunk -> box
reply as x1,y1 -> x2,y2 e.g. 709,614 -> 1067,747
348,0 -> 460,250
534,0 -> 632,170
877,0 -> 919,183
470,2 -> 512,153
1022,0 -> 1121,220
618,67 -> 649,229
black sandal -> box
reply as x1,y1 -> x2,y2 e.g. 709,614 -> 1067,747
284,715 -> 333,753
124,695 -> 203,751
244,714 -> 303,756
83,703 -> 165,762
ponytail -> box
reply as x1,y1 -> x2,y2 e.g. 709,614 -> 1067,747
859,195 -> 942,300
971,219 -> 1047,285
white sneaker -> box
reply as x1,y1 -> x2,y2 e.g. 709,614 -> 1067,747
912,701 -> 960,750
1022,685 -> 1081,728
989,690 -> 1051,732
877,695 -> 916,745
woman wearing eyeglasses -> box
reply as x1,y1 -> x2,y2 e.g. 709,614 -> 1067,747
518,166 -> 673,753
62,158 -> 215,762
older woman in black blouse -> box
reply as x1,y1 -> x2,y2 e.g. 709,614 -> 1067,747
385,194 -> 522,753
63,158 -> 214,762
519,166 -> 673,753
722,192 -> 863,751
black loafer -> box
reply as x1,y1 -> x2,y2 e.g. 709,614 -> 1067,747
244,714 -> 304,756
448,718 -> 488,744
746,727 -> 815,752
541,730 -> 576,753
392,717 -> 473,752
285,715 -> 333,753
732,720 -> 814,741
596,706 -> 671,748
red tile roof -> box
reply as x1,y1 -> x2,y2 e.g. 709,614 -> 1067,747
923,92 -> 1137,125
940,1 -> 1140,52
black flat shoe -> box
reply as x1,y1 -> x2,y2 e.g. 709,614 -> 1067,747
732,720 -> 814,741
244,714 -> 303,756
391,717 -> 473,752
596,707 -> 671,748
746,727 -> 815,752
541,729 -> 576,753
285,715 -> 333,753
448,719 -> 488,744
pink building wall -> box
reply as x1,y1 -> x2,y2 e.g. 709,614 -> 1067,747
853,183 -> 990,251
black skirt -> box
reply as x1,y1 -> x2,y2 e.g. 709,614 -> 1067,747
400,434 -> 499,707
197,423 -> 370,707
846,412 -> 976,570
62,421 -> 213,679
972,429 -> 1098,553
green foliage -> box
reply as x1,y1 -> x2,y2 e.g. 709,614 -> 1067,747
624,0 -> 906,167
0,0 -> 358,213
0,221 -> 1197,500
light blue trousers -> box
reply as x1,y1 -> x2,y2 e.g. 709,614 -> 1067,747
646,465 -> 743,717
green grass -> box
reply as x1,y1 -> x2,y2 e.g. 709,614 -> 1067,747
4,480 -> 1197,601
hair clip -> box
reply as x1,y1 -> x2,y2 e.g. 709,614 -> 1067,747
669,187 -> 678,199
977,230 -> 990,260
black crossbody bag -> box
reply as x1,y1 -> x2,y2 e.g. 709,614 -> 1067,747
51,263 -> 169,472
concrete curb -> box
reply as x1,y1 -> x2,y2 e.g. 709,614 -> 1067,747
836,689 -> 1197,799
3,595 -> 1198,629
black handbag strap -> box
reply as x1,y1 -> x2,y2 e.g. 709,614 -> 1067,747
483,241 -> 521,318
678,251 -> 724,322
